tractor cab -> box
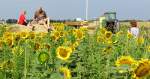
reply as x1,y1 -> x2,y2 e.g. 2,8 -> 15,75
99,12 -> 119,33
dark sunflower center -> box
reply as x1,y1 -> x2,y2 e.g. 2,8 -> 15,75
135,63 -> 150,77
59,49 -> 68,57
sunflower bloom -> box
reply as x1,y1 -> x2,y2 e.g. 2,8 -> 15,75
52,23 -> 63,30
53,23 -> 64,31
20,32 -> 29,39
97,36 -> 105,43
99,28 -> 107,34
14,32 -> 21,41
127,32 -> 133,39
34,43 -> 41,50
70,42 -> 79,51
60,67 -> 71,79
116,56 -> 136,67
56,46 -> 72,60
5,37 -> 14,47
73,41 -> 79,47
51,31 -> 61,41
133,59 -> 150,79
44,44 -> 51,51
59,31 -> 66,37
102,46 -> 113,54
29,32 -> 36,39
106,39 -> 113,45
136,36 -> 144,45
74,29 -> 84,40
3,32 -> 13,38
105,31 -> 112,40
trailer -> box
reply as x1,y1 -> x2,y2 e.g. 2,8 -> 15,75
65,21 -> 88,28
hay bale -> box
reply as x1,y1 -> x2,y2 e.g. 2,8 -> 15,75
32,24 -> 48,33
6,24 -> 48,33
7,24 -> 32,32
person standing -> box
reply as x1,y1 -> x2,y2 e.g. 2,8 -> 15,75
17,10 -> 27,26
128,20 -> 139,37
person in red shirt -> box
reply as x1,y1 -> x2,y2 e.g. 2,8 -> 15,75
17,10 -> 27,26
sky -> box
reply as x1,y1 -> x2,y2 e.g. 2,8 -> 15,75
0,0 -> 150,20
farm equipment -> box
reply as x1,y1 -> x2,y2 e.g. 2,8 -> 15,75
99,12 -> 119,33
65,21 -> 88,28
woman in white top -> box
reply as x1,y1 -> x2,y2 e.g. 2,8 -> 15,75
128,20 -> 139,37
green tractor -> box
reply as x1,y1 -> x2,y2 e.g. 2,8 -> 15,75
99,12 -> 119,33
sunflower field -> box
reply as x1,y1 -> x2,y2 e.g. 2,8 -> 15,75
0,23 -> 150,79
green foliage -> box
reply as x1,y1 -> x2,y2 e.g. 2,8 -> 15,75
0,24 -> 149,79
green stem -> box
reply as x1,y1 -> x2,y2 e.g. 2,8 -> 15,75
106,55 -> 110,79
24,42 -> 27,79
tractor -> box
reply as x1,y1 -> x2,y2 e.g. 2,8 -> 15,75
99,12 -> 119,33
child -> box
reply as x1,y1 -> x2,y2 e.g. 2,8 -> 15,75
128,20 -> 139,37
